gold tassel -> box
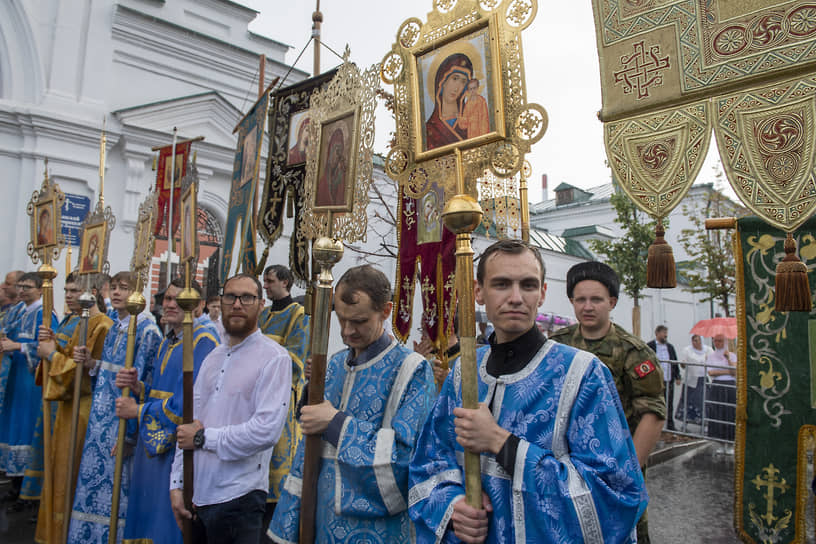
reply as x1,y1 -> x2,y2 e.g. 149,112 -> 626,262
647,219 -> 676,288
774,232 -> 812,312
254,246 -> 269,277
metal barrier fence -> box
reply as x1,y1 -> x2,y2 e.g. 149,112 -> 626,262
659,358 -> 736,444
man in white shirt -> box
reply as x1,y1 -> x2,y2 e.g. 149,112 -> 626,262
170,273 -> 292,543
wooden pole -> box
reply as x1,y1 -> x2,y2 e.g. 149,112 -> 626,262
108,287 -> 145,544
312,0 -> 322,77
259,54 -> 266,99
442,150 -> 484,509
299,233 -> 342,544
176,261 -> 199,544
705,217 -> 737,230
63,289 -> 95,543
37,259 -> 57,544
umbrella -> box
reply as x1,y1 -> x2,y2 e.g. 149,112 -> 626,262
690,317 -> 737,339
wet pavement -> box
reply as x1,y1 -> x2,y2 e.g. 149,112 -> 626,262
1,435 -> 742,543
647,441 -> 741,543
0,479 -> 37,543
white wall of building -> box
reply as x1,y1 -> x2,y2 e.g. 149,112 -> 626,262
0,0 -> 305,306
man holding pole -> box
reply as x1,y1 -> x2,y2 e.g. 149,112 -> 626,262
170,273 -> 290,543
116,276 -> 217,544
67,271 -> 162,543
268,264 -> 436,544
409,240 -> 647,543
34,273 -> 113,543
0,272 -> 58,504
259,264 -> 309,523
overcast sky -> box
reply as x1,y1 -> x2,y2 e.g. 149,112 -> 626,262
243,0 -> 724,204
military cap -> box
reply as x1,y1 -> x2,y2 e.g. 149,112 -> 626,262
567,261 -> 620,299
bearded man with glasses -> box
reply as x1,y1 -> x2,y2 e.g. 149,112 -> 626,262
170,273 -> 291,543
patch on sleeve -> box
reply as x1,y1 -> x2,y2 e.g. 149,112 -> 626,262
634,359 -> 656,378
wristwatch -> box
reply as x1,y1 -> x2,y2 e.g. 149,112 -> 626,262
193,428 -> 206,449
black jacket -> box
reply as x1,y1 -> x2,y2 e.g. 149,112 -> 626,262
647,339 -> 680,380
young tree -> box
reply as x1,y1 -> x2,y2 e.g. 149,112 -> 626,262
589,181 -> 656,337
677,177 -> 739,317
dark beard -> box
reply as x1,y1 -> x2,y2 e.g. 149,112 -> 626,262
223,315 -> 254,338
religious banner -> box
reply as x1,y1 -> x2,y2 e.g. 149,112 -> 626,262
734,215 -> 816,543
381,0 -> 546,201
77,200 -> 115,279
383,0 -> 546,354
393,182 -> 456,347
591,0 -> 816,291
300,53 -> 379,243
593,1 -> 816,123
153,141 -> 191,237
714,74 -> 816,235
220,87 -> 271,284
258,69 -> 337,286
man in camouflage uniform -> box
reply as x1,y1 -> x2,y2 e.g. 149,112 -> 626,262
550,261 -> 665,544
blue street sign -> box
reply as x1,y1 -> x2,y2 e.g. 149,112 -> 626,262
61,194 -> 91,246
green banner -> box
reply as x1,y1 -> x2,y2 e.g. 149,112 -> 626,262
736,216 -> 816,543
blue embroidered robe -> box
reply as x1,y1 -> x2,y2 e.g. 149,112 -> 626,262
408,341 -> 648,544
194,314 -> 220,343
0,300 -> 58,475
20,313 -> 81,500
259,302 -> 310,503
68,313 -> 162,544
123,325 -> 218,544
0,301 -> 24,411
268,339 -> 436,544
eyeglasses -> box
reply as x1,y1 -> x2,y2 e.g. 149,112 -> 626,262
16,284 -> 36,291
222,293 -> 258,306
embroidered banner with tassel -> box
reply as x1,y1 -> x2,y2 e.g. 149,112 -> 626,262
258,69 -> 338,287
734,215 -> 816,542
393,182 -> 456,350
592,0 -> 816,303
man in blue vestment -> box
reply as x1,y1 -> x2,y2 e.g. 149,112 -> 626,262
0,270 -> 24,448
116,276 -> 218,544
68,271 -> 162,544
19,276 -> 82,503
0,272 -> 58,501
259,264 -> 309,524
408,240 -> 647,543
268,265 -> 436,544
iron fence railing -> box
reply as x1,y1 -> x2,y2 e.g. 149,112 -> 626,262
658,358 -> 736,444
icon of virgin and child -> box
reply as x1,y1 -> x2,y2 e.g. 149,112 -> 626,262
425,52 -> 490,151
